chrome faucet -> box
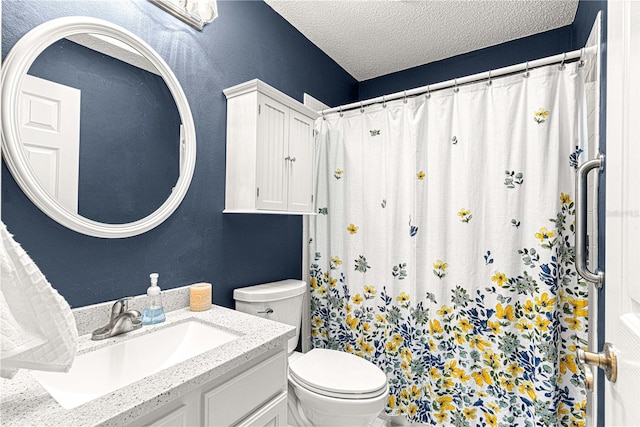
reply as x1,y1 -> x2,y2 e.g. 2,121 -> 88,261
91,297 -> 142,340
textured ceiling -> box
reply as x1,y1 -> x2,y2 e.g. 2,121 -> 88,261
264,0 -> 579,81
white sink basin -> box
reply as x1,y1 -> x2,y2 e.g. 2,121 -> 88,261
30,320 -> 240,409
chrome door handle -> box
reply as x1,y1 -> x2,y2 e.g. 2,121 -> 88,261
575,153 -> 605,288
576,343 -> 617,392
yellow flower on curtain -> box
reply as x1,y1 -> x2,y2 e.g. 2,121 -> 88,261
568,298 -> 588,317
535,227 -> 555,242
506,363 -> 524,376
471,368 -> 493,386
401,347 -> 412,362
464,408 -> 477,420
417,170 -> 426,180
436,305 -> 452,316
519,381 -> 537,400
516,319 -> 533,332
491,272 -> 507,287
388,395 -> 396,409
434,412 -> 448,423
501,377 -> 516,392
347,223 -> 359,234
430,319 -> 443,334
535,315 -> 551,331
534,108 -> 550,124
561,192 -> 572,205
346,314 -> 358,330
469,336 -> 491,351
386,342 -> 397,352
458,318 -> 473,332
392,334 -> 404,346
361,342 -> 374,354
535,292 -> 557,311
457,208 -> 472,223
436,395 -> 455,412
496,303 -> 515,321
396,292 -> 410,303
523,299 -> 535,314
352,294 -> 363,304
566,317 -> 582,330
429,367 -> 441,379
433,260 -> 448,278
485,413 -> 498,427
560,354 -> 579,375
487,321 -> 501,334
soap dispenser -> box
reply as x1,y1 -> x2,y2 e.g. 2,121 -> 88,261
142,273 -> 166,325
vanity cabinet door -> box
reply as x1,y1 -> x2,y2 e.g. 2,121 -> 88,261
235,393 -> 287,427
146,405 -> 188,427
202,352 -> 287,426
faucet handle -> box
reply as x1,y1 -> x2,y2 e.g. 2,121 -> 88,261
110,297 -> 132,323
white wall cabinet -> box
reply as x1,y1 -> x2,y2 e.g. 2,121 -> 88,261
128,348 -> 288,427
223,79 -> 318,214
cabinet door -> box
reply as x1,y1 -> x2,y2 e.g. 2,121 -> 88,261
287,110 -> 314,213
235,393 -> 287,427
256,95 -> 288,211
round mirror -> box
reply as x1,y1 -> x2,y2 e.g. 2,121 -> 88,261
2,17 -> 196,238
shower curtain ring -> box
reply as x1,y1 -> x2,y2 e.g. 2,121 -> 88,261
360,101 -> 365,113
559,52 -> 567,70
403,91 -> 407,103
382,95 -> 387,108
322,110 -> 326,120
486,70 -> 492,86
425,86 -> 431,99
454,79 -> 459,93
339,106 -> 344,117
523,61 -> 530,78
579,47 -> 586,67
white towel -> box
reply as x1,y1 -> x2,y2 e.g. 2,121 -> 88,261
0,222 -> 78,379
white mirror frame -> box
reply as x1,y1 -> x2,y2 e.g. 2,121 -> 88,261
1,16 -> 196,238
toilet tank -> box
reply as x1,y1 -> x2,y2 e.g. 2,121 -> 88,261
233,279 -> 306,354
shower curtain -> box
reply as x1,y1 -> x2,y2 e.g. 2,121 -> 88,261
309,63 -> 588,426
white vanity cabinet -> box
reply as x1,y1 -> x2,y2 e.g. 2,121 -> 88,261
223,79 -> 319,214
129,348 -> 288,427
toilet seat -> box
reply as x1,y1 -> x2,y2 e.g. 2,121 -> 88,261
289,349 -> 387,400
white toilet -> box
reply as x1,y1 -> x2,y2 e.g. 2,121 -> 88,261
234,279 -> 388,427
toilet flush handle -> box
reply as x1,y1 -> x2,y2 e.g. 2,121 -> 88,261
257,308 -> 273,314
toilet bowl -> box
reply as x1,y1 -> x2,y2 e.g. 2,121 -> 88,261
233,280 -> 388,427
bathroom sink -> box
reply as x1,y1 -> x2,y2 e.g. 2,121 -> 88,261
30,320 -> 240,409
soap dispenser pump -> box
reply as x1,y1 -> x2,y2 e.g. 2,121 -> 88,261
142,273 -> 166,325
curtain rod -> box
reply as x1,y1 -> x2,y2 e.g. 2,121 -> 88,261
321,47 -> 594,116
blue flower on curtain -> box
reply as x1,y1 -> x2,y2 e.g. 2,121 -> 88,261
569,147 -> 584,168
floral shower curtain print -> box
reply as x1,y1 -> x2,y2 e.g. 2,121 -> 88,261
309,63 -> 589,426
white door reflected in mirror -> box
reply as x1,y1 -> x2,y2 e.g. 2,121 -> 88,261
20,75 -> 80,214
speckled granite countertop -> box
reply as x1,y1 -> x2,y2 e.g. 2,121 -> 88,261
0,303 -> 295,426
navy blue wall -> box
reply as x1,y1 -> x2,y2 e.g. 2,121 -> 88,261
29,38 -> 181,224
1,0 -> 358,308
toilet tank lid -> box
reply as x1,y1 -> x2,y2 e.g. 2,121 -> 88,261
233,279 -> 306,302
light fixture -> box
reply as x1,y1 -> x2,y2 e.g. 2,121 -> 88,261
148,0 -> 218,31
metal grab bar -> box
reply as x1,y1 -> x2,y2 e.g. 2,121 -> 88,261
575,153 -> 605,288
